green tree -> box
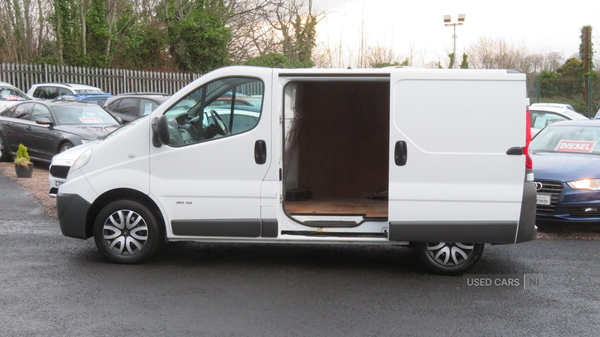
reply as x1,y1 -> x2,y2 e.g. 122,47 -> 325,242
556,57 -> 583,96
243,52 -> 313,68
539,70 -> 559,97
164,0 -> 232,73
459,53 -> 469,69
579,26 -> 595,75
84,0 -> 111,67
290,11 -> 317,64
448,53 -> 454,69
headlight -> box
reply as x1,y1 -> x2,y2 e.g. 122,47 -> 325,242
567,178 -> 600,190
68,148 -> 92,174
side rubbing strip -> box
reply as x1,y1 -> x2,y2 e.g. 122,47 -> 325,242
172,219 -> 261,237
261,219 -> 278,238
388,221 -> 518,244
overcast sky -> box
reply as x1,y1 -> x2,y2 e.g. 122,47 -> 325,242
312,0 -> 600,67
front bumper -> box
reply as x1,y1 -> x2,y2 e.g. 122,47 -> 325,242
57,193 -> 92,239
535,177 -> 600,223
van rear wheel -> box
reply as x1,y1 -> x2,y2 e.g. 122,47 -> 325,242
93,200 -> 161,264
414,242 -> 484,276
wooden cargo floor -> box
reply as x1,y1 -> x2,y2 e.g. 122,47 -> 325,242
284,197 -> 388,218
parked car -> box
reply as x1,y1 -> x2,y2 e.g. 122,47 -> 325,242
530,103 -> 576,111
208,96 -> 262,108
530,105 -> 589,136
27,83 -> 107,100
0,81 -> 32,111
55,93 -> 114,106
530,119 -> 600,224
103,93 -> 170,123
0,100 -> 120,163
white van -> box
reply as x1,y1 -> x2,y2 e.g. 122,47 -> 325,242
56,66 -> 536,275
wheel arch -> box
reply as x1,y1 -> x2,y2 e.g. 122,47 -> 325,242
86,188 -> 166,240
57,139 -> 75,153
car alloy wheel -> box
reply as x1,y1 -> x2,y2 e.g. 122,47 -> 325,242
414,241 -> 484,276
103,209 -> 148,254
59,142 -> 74,153
94,200 -> 161,263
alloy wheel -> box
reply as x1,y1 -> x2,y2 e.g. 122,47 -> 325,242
101,209 -> 149,256
425,242 -> 475,267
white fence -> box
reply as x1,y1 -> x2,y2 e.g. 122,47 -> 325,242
0,63 -> 202,95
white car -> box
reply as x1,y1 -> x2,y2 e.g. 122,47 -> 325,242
27,83 -> 106,100
530,105 -> 589,136
530,102 -> 576,111
0,81 -> 32,111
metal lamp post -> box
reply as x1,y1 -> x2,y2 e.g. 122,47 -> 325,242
444,14 -> 465,69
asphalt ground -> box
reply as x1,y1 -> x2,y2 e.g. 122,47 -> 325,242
1,168 -> 600,336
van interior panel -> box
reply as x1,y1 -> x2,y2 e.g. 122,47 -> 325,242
283,80 -> 390,221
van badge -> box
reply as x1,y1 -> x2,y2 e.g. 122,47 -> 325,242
534,182 -> 543,191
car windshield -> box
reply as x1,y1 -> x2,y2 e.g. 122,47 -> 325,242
0,86 -> 29,101
75,89 -> 105,94
530,125 -> 600,154
53,105 -> 119,125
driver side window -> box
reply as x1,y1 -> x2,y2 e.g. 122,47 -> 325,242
163,77 -> 264,146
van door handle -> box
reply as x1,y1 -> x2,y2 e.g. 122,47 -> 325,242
255,140 -> 267,164
506,147 -> 523,155
394,141 -> 407,166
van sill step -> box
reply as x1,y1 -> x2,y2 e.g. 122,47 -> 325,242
281,230 -> 388,238
301,220 -> 360,227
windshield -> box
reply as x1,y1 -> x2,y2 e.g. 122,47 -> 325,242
0,85 -> 29,101
53,105 -> 120,125
530,125 -> 600,154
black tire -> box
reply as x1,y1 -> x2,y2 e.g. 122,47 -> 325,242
94,200 -> 162,264
0,133 -> 10,162
414,242 -> 484,276
59,141 -> 74,153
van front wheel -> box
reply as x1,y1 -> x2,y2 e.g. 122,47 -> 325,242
94,200 -> 161,264
414,242 -> 484,276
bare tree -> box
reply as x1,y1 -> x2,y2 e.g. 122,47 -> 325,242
0,0 -> 48,62
364,44 -> 402,68
467,36 -> 568,75
226,0 -> 324,64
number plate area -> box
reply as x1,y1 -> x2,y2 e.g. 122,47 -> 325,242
537,193 -> 551,205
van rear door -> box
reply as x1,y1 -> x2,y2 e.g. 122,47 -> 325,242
388,69 -> 527,243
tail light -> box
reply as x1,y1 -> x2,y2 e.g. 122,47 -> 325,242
525,110 -> 533,171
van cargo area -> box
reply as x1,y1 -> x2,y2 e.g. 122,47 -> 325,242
283,80 -> 390,225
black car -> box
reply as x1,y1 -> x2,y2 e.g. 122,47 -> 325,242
0,100 -> 120,163
103,93 -> 170,123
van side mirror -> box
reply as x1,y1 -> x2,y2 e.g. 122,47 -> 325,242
152,116 -> 170,147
